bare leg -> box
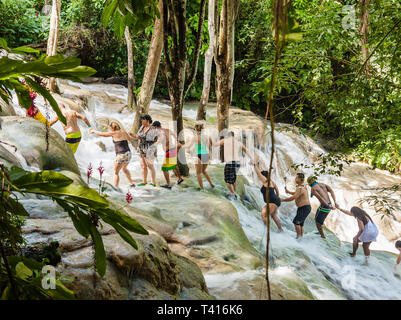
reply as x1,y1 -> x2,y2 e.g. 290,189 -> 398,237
294,224 -> 303,239
234,182 -> 237,192
145,158 -> 156,185
202,164 -> 214,187
261,205 -> 267,225
163,171 -> 171,185
226,183 -> 236,195
140,156 -> 148,184
316,222 -> 326,239
351,238 -> 359,257
195,163 -> 204,190
173,168 -> 182,182
113,162 -> 123,187
121,163 -> 134,185
269,203 -> 282,231
362,242 -> 372,257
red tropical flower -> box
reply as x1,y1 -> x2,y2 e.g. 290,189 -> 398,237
126,191 -> 133,204
87,162 -> 93,183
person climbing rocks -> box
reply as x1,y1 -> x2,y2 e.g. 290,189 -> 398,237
281,173 -> 311,239
50,104 -> 91,154
214,131 -> 253,200
152,121 -> 183,189
395,241 -> 401,269
89,122 -> 135,188
20,78 -> 57,126
307,176 -> 337,239
181,123 -> 214,191
252,164 -> 283,231
130,114 -> 160,187
336,205 -> 379,265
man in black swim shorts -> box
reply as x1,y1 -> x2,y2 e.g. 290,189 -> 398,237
281,173 -> 311,239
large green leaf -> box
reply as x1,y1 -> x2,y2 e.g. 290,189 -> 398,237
102,216 -> 138,249
104,208 -> 148,235
10,168 -> 74,189
89,224 -> 107,277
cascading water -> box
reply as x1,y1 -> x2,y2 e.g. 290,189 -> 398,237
10,80 -> 401,300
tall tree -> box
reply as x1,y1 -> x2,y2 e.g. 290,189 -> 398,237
131,0 -> 164,134
359,0 -> 370,74
163,0 -> 206,175
46,0 -> 61,92
214,0 -> 239,136
197,0 -> 217,121
125,26 -> 137,109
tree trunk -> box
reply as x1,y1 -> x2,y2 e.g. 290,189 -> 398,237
46,0 -> 61,92
125,26 -> 137,110
131,0 -> 164,134
197,0 -> 217,121
359,0 -> 370,74
215,0 -> 239,137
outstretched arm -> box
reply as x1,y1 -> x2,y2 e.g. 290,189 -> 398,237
281,188 -> 301,202
76,112 -> 91,127
213,139 -> 224,147
335,204 -> 353,216
89,129 -> 114,137
327,185 -> 337,206
253,163 -> 267,183
397,254 -> 401,266
285,186 -> 295,195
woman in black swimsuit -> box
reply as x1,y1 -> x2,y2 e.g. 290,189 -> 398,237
253,163 -> 283,231
89,122 -> 135,188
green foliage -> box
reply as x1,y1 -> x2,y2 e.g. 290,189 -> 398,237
0,164 -> 148,299
0,38 -> 96,124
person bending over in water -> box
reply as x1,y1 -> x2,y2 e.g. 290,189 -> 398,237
130,115 -> 160,187
395,241 -> 401,269
252,164 -> 282,231
50,104 -> 91,154
182,123 -> 214,190
152,121 -> 183,189
214,131 -> 253,200
89,122 -> 135,188
336,205 -> 379,264
307,176 -> 337,239
281,173 -> 311,239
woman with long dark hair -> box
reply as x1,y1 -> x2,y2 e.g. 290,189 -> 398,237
336,205 -> 379,264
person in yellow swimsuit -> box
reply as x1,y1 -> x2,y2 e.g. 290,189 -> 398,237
50,104 -> 91,154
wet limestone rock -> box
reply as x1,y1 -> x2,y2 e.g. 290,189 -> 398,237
0,116 -> 79,174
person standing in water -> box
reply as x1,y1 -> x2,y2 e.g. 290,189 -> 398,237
281,173 -> 311,239
252,164 -> 282,231
130,115 -> 160,187
336,205 -> 379,264
307,176 -> 337,239
182,123 -> 214,190
152,121 -> 183,189
214,131 -> 253,200
89,122 -> 135,188
50,104 -> 91,154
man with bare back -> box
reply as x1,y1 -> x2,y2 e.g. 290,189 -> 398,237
281,173 -> 311,239
307,176 -> 337,239
50,104 -> 91,154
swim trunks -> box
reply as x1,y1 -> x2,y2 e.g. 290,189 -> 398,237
315,203 -> 332,225
293,205 -> 312,227
162,148 -> 177,172
65,131 -> 82,154
224,161 -> 241,184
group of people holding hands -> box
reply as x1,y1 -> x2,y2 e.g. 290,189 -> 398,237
24,95 -> 401,268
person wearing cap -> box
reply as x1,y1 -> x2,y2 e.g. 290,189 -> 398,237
307,176 -> 337,239
152,121 -> 183,189
130,114 -> 160,187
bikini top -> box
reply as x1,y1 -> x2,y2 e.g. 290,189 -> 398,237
113,140 -> 130,155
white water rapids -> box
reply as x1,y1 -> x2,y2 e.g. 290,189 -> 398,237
10,80 -> 401,300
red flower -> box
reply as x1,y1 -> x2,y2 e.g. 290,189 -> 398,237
87,162 -> 93,182
29,91 -> 37,100
126,191 -> 133,204
97,162 -> 105,176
